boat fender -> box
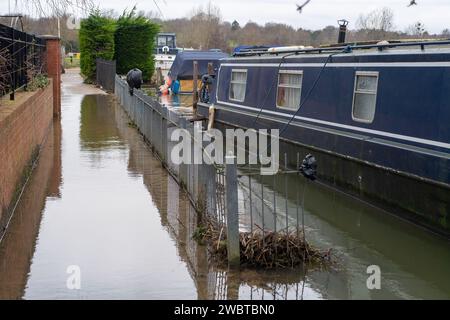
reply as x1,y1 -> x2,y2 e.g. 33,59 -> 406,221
299,154 -> 317,181
171,80 -> 180,95
158,76 -> 172,95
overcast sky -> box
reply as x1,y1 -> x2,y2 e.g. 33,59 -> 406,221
2,0 -> 450,33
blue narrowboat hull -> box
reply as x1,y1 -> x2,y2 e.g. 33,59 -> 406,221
198,47 -> 450,235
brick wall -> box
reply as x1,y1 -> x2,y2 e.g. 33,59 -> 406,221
42,36 -> 61,117
0,122 -> 59,298
0,81 -> 53,228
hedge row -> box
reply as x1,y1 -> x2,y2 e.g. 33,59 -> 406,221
114,10 -> 160,81
79,12 -> 115,82
79,9 -> 160,83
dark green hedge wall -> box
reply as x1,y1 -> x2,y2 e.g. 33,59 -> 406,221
114,10 -> 160,81
79,12 -> 115,82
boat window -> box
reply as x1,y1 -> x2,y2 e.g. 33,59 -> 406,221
166,36 -> 174,48
157,36 -> 167,46
229,69 -> 247,102
352,71 -> 379,123
276,70 -> 303,110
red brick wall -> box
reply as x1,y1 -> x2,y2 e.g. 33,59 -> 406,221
0,82 -> 53,226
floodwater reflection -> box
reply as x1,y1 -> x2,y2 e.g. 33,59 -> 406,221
1,71 -> 450,299
0,84 -> 312,299
0,121 -> 62,299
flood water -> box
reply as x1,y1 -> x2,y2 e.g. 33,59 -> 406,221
0,70 -> 450,299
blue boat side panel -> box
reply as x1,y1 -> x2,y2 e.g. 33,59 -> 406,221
201,102 -> 450,185
212,50 -> 450,185
216,61 -> 450,151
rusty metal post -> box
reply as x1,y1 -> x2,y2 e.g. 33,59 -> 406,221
192,61 -> 199,111
207,62 -> 214,75
205,62 -> 214,101
225,154 -> 240,268
156,67 -> 163,86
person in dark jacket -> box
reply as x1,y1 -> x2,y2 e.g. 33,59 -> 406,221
126,68 -> 143,95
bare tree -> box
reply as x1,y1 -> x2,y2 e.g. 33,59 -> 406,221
356,7 -> 394,39
406,21 -> 427,38
159,4 -> 444,53
12,0 -> 94,16
179,1 -> 223,50
144,10 -> 163,23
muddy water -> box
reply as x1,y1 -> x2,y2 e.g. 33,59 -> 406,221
0,71 -> 450,299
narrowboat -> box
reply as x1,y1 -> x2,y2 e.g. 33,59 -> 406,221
197,40 -> 450,236
154,32 -> 179,77
166,50 -> 228,94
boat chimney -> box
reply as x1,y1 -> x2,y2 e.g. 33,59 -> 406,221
337,19 -> 349,44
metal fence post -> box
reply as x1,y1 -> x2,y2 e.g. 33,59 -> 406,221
225,154 -> 240,268
161,108 -> 168,164
178,117 -> 188,188
204,159 -> 216,219
10,27 -> 15,100
188,122 -> 194,196
196,138 -> 209,215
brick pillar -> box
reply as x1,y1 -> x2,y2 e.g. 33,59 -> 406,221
41,35 -> 61,118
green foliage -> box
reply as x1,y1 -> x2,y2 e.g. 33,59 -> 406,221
77,7 -> 159,83
27,74 -> 49,91
114,7 -> 160,81
192,225 -> 208,244
79,11 -> 115,82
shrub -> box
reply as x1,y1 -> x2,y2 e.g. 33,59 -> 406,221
26,74 -> 49,91
79,11 -> 115,82
114,8 -> 160,81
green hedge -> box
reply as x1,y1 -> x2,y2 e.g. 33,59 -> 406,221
79,12 -> 115,82
114,9 -> 160,81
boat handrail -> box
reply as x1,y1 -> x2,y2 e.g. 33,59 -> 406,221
233,39 -> 450,57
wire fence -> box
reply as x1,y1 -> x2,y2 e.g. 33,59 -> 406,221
114,75 -> 320,299
96,58 -> 116,92
237,156 -> 307,237
0,23 -> 46,100
116,74 -> 228,228
115,75 -> 313,266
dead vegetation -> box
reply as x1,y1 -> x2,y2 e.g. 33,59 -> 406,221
195,219 -> 333,269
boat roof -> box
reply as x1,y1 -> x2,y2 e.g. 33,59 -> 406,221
223,47 -> 450,62
232,39 -> 450,58
169,50 -> 229,80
